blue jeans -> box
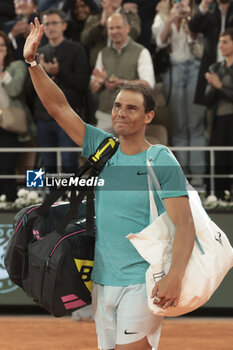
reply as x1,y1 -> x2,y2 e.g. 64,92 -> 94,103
37,120 -> 78,174
163,59 -> 206,175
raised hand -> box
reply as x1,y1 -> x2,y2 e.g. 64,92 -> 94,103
23,17 -> 43,62
201,0 -> 214,13
100,0 -> 114,26
123,2 -> 138,14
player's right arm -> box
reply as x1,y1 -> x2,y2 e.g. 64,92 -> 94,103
23,17 -> 86,147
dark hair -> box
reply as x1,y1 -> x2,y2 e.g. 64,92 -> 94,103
116,83 -> 156,113
220,27 -> 233,41
32,0 -> 39,5
0,31 -> 14,68
70,0 -> 99,21
41,8 -> 66,21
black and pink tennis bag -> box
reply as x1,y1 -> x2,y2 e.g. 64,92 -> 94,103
4,137 -> 119,317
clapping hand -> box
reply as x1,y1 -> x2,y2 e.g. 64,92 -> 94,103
40,54 -> 60,79
11,20 -> 30,39
92,67 -> 106,85
23,17 -> 43,62
205,71 -> 223,89
169,4 -> 182,21
105,76 -> 123,90
100,0 -> 114,26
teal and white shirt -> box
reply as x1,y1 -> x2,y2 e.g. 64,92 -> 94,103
82,124 -> 188,286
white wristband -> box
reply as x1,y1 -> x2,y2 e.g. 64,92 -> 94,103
25,60 -> 38,67
25,54 -> 39,67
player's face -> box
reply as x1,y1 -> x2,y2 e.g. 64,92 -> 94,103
112,90 -> 154,136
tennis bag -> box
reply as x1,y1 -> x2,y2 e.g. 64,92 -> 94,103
4,137 -> 119,317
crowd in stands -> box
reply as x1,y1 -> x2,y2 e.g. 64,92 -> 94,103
0,0 -> 232,201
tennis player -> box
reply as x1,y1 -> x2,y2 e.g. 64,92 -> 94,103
23,18 -> 196,350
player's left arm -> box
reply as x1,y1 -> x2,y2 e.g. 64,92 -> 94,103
151,196 -> 195,308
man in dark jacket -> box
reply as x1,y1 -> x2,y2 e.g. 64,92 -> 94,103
28,8 -> 90,176
204,28 -> 233,198
189,0 -> 233,105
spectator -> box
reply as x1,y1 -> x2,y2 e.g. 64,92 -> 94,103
65,0 -> 99,127
123,0 -> 158,52
152,0 -> 206,185
3,0 -> 43,60
0,31 -> 29,200
38,0 -> 85,13
90,12 -> 155,132
27,8 -> 90,176
189,0 -> 233,105
38,0 -> 67,11
80,0 -> 141,68
65,0 -> 99,42
0,0 -> 15,30
204,27 -> 233,198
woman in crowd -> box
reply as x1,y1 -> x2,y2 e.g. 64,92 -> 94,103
65,0 -> 99,42
152,0 -> 206,186
0,31 -> 29,201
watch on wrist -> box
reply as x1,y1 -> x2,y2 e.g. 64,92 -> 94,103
25,53 -> 39,67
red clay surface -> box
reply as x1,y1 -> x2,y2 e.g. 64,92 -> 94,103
0,317 -> 233,350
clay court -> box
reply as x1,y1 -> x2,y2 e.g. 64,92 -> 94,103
1,316 -> 233,350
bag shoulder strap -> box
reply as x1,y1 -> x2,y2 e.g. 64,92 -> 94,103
146,144 -> 186,219
35,136 -> 119,235
146,145 -> 204,214
87,136 -> 119,174
36,136 -> 119,216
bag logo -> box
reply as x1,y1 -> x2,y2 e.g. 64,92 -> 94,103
92,138 -> 117,162
0,224 -> 18,294
74,259 -> 94,293
152,271 -> 166,283
136,171 -> 147,176
26,169 -> 45,188
215,232 -> 223,246
32,230 -> 43,241
61,294 -> 87,310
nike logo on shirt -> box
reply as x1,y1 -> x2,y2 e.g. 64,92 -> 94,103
124,330 -> 139,335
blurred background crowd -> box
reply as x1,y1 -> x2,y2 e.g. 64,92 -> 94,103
0,0 -> 233,201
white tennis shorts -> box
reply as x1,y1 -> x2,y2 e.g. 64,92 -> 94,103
92,283 -> 163,349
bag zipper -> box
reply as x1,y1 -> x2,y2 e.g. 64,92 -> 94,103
15,206 -> 39,233
45,228 -> 87,271
15,202 -> 68,233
